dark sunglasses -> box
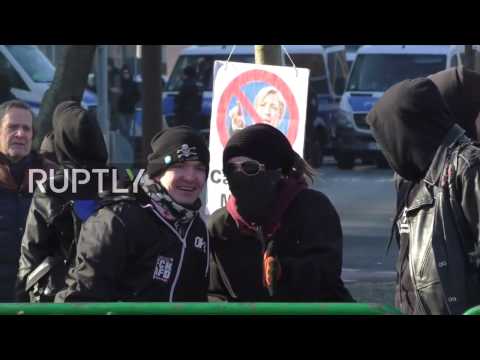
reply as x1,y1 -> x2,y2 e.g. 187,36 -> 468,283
224,160 -> 266,176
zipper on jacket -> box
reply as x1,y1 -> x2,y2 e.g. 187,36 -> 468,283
169,242 -> 186,302
142,203 -> 198,302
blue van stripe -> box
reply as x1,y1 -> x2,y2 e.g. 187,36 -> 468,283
348,96 -> 379,113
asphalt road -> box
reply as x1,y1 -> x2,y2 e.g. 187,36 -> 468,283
313,158 -> 398,306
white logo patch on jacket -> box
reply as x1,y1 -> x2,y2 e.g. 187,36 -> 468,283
194,236 -> 206,252
153,256 -> 174,282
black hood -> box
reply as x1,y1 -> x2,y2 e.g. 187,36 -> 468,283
366,78 -> 454,182
53,101 -> 108,168
429,66 -> 480,141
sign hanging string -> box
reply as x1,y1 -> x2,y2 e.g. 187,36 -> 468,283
224,45 -> 298,76
281,45 -> 298,77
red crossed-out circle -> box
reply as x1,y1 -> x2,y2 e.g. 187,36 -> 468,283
216,69 -> 299,147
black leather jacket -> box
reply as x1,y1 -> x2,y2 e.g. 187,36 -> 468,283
394,125 -> 480,314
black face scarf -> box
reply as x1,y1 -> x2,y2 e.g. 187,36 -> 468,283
366,78 -> 454,182
226,169 -> 283,225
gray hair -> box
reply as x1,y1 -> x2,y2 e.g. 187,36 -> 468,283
0,100 -> 34,127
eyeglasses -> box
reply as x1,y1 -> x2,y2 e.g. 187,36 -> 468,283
224,160 -> 266,176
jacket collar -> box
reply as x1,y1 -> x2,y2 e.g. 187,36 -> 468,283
424,124 -> 467,186
0,152 -> 55,192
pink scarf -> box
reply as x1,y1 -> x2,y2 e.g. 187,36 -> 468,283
226,176 -> 308,239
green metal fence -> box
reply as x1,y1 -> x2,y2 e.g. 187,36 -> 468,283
463,305 -> 480,315
0,302 -> 403,315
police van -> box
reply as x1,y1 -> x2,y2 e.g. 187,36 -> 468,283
163,45 -> 348,166
335,45 -> 464,169
345,45 -> 362,69
0,45 -> 96,114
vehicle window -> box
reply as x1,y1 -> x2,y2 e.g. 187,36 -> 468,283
345,45 -> 362,53
288,53 -> 329,95
0,51 -> 28,90
166,54 -> 255,92
6,45 -> 55,83
347,54 -> 447,92
450,54 -> 458,67
327,51 -> 349,95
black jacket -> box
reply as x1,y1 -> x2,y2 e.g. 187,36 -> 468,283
394,127 -> 480,314
174,78 -> 201,128
15,169 -> 110,302
55,189 -> 210,302
208,189 -> 354,302
368,78 -> 480,314
0,152 -> 54,301
118,79 -> 140,114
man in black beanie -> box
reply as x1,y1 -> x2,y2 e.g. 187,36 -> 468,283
56,125 -> 211,302
208,123 -> 353,303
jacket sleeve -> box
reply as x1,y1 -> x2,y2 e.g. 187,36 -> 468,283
55,209 -> 129,302
207,210 -> 234,302
277,193 -> 354,302
15,194 -> 55,302
458,165 -> 480,265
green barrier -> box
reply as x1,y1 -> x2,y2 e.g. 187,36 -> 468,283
0,302 -> 402,315
463,305 -> 480,315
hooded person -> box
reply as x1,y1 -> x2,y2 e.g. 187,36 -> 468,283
15,101 -> 110,302
394,67 -> 480,227
208,123 -> 354,302
55,125 -> 211,302
429,66 -> 480,141
367,78 -> 480,315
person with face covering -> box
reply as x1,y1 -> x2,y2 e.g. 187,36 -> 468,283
208,124 -> 354,302
15,101 -> 110,302
394,67 -> 480,211
367,78 -> 480,315
55,126 -> 210,302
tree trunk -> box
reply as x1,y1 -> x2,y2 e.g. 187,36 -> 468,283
35,45 -> 97,149
140,45 -> 163,167
254,45 -> 283,65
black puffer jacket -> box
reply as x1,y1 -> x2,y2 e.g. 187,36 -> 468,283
208,189 -> 354,302
367,78 -> 480,314
55,188 -> 210,302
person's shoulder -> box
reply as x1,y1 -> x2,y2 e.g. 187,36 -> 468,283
294,188 -> 333,206
290,188 -> 338,217
453,141 -> 480,175
31,188 -> 69,219
207,207 -> 231,234
94,195 -> 146,227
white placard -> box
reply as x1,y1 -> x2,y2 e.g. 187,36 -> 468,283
205,61 -> 310,216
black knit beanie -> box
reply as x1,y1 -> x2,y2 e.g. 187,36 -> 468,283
223,124 -> 296,173
147,126 -> 210,177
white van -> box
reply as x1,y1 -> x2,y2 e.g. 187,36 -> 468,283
0,45 -> 96,114
163,45 -> 348,164
335,45 -> 464,169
